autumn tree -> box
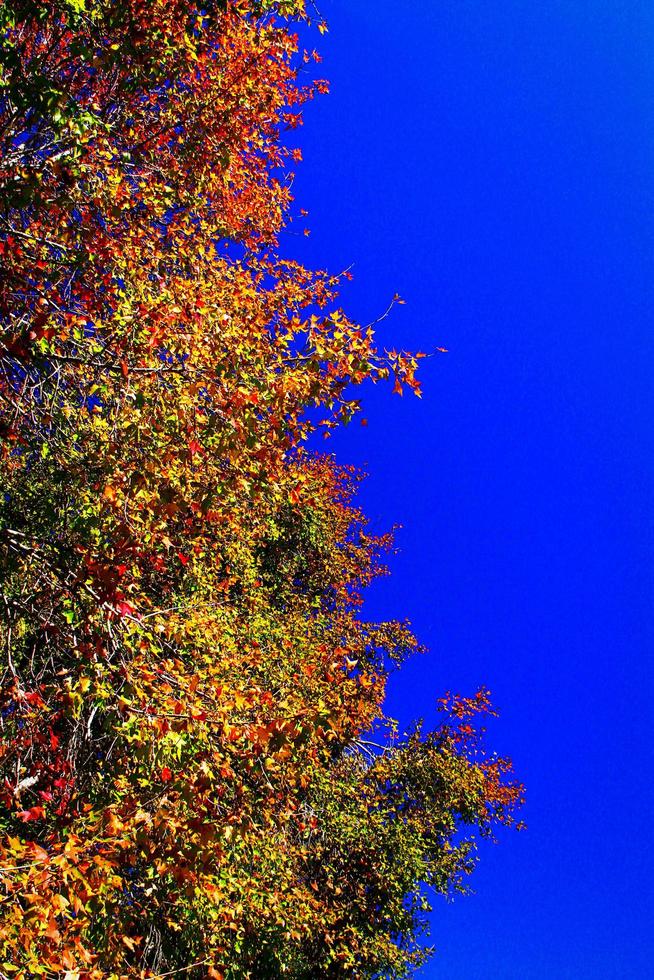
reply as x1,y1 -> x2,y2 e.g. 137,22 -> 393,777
0,2 -> 523,977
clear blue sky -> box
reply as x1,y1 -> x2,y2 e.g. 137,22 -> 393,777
288,1 -> 654,977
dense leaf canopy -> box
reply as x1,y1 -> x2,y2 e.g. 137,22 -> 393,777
0,2 -> 523,977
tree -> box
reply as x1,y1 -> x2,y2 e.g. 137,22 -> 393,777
0,3 -> 523,977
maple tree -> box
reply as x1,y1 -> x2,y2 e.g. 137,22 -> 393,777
0,2 -> 523,977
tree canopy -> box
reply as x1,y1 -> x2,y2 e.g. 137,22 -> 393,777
0,3 -> 523,977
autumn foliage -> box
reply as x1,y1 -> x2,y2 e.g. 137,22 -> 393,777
0,2 -> 523,977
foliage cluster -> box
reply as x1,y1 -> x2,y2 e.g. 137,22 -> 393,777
0,2 -> 523,977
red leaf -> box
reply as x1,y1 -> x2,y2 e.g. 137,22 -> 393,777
17,806 -> 45,822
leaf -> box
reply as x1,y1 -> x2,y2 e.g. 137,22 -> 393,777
17,806 -> 45,822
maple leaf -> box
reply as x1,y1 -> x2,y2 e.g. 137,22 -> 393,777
17,807 -> 45,822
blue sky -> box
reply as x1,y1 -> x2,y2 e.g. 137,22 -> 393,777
289,1 -> 654,977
